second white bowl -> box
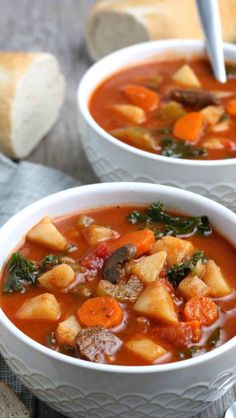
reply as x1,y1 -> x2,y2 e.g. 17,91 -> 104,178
77,40 -> 236,211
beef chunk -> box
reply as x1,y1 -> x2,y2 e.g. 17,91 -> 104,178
170,89 -> 219,109
76,327 -> 122,363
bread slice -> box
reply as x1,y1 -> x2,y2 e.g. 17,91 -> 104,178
86,0 -> 236,61
0,52 -> 65,159
0,380 -> 30,417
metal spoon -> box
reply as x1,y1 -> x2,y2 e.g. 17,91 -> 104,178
196,0 -> 226,83
225,401 -> 236,418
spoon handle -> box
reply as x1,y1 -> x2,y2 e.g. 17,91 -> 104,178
196,0 -> 226,83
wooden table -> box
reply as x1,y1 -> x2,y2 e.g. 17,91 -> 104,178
0,1 -> 235,417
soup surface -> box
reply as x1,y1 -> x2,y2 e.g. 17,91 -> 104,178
90,57 -> 236,160
1,203 -> 236,366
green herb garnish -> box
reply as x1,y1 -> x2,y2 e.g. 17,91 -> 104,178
160,137 -> 206,159
158,127 -> 172,135
178,345 -> 205,359
206,327 -> 221,348
46,332 -> 57,348
39,254 -> 60,273
167,251 -> 207,287
127,202 -> 212,239
219,113 -> 229,123
3,253 -> 61,293
3,252 -> 39,293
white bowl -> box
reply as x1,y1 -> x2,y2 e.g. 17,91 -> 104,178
1,183 -> 236,418
77,39 -> 236,211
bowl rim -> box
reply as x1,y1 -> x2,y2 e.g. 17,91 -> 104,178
1,182 -> 236,374
77,39 -> 236,166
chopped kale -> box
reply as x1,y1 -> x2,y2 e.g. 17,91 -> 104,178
206,327 -> 221,348
3,253 -> 61,293
39,254 -> 60,273
167,251 -> 207,287
46,332 -> 57,348
160,137 -> 206,159
178,345 -> 205,359
127,202 -> 212,239
3,252 -> 39,293
62,345 -> 75,353
219,113 -> 229,123
157,127 -> 172,135
128,210 -> 147,224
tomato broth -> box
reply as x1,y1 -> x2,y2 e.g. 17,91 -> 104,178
90,58 -> 236,160
1,204 -> 236,366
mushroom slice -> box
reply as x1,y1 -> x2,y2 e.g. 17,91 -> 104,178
102,244 -> 136,284
171,89 -> 219,109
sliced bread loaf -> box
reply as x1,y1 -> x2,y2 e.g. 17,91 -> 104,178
0,52 -> 65,159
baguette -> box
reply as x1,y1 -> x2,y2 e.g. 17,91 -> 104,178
86,0 -> 236,61
0,380 -> 30,417
0,52 -> 65,159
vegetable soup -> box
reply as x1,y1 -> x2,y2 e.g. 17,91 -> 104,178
90,58 -> 236,160
1,203 -> 236,366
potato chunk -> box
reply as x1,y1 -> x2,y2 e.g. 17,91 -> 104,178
160,101 -> 186,121
178,275 -> 210,300
203,138 -> 226,150
56,315 -> 81,346
134,282 -> 178,324
211,120 -> 229,132
27,217 -> 67,251
38,264 -> 75,291
16,293 -> 61,321
129,251 -> 167,284
203,260 -> 231,297
125,336 -> 166,362
172,64 -> 201,88
150,236 -> 195,267
193,260 -> 206,277
111,126 -> 157,151
83,224 -> 118,246
201,106 -> 224,125
113,104 -> 146,124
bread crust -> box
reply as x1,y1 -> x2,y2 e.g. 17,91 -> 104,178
0,53 -> 39,156
87,0 -> 236,60
0,52 -> 64,158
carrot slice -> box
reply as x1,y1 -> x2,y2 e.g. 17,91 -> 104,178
110,229 -> 155,257
226,98 -> 236,116
184,297 -> 218,326
77,296 -> 123,328
173,112 -> 204,143
121,84 -> 159,112
158,320 -> 201,348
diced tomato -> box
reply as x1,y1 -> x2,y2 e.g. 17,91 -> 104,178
158,277 -> 175,294
157,320 -> 201,348
223,139 -> 236,152
80,243 -> 111,270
